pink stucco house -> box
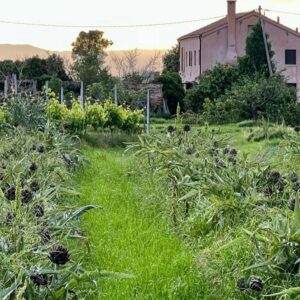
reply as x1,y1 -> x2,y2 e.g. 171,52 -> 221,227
178,0 -> 300,96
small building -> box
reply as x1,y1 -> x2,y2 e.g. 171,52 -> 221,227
178,0 -> 300,97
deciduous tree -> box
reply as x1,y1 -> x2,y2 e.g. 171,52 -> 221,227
71,30 -> 112,85
162,44 -> 179,73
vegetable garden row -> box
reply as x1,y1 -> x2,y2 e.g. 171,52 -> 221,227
1,92 -> 300,298
0,95 -> 133,299
128,123 -> 300,298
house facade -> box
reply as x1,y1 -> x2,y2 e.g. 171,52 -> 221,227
178,0 -> 300,97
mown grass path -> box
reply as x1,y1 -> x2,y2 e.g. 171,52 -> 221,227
75,146 -> 202,300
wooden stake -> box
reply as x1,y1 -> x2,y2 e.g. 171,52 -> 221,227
13,74 -> 17,95
80,81 -> 85,109
60,87 -> 64,104
114,84 -> 118,105
4,79 -> 8,98
146,89 -> 150,135
45,81 -> 49,101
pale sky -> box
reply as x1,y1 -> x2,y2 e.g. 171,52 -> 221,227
0,0 -> 299,51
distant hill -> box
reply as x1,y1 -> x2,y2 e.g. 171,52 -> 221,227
0,44 -> 167,76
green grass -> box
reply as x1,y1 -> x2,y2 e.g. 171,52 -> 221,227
75,146 -> 202,299
73,123 -> 299,299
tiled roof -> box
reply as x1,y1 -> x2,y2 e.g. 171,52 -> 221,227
178,10 -> 300,41
178,12 -> 252,40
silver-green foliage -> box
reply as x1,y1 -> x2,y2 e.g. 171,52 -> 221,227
128,125 -> 300,297
0,126 -> 123,299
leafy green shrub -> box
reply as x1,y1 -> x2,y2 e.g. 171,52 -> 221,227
86,80 -> 114,102
103,100 -> 125,130
64,100 -> 86,133
46,97 -> 67,123
202,97 -> 242,124
47,98 -> 143,134
0,107 -> 7,127
121,109 -> 144,132
156,72 -> 185,114
183,64 -> 240,112
180,110 -> 204,125
203,75 -> 300,126
85,101 -> 107,130
48,75 -> 63,95
47,97 -> 87,134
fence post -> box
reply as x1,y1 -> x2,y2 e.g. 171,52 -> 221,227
114,84 -> 118,105
60,87 -> 64,104
13,74 -> 17,95
4,79 -> 8,98
45,81 -> 49,101
33,81 -> 37,95
80,81 -> 85,109
146,89 -> 150,135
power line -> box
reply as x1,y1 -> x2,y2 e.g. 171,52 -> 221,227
0,15 -> 225,29
263,8 -> 300,16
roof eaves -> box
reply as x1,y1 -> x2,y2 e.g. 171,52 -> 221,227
178,11 -> 254,41
262,14 -> 300,38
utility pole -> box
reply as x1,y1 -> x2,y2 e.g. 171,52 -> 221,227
259,5 -> 273,76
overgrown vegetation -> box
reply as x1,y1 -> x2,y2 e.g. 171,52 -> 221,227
0,96 -> 130,299
128,123 -> 300,298
202,75 -> 300,125
47,97 -> 144,134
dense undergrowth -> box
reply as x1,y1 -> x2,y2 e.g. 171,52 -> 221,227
128,123 -> 300,298
2,92 -> 300,299
0,95 -> 131,299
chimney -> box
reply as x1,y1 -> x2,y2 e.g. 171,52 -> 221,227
277,16 -> 280,23
296,27 -> 299,33
225,0 -> 238,63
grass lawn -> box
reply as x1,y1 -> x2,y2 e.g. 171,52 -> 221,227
75,146 -> 203,300
73,123 -> 299,299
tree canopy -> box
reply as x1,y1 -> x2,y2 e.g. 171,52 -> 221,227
71,30 -> 113,85
156,72 -> 185,114
162,44 -> 180,73
238,23 -> 275,76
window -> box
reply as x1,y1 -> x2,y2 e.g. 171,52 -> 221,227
285,49 -> 297,65
186,52 -> 188,67
188,51 -> 193,66
287,83 -> 297,88
181,47 -> 184,72
194,50 -> 197,66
